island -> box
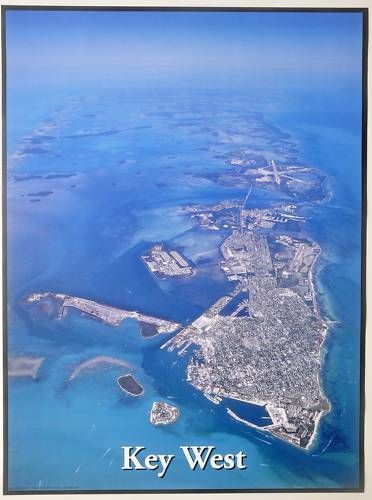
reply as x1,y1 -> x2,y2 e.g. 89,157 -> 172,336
196,150 -> 328,203
117,374 -> 144,396
22,109 -> 332,451
162,186 -> 330,449
150,401 -> 180,425
24,194 -> 329,448
142,244 -> 194,279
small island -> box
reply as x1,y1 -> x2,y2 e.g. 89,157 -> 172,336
117,374 -> 144,396
150,401 -> 180,425
142,244 -> 194,279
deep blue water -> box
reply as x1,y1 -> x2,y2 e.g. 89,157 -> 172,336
6,77 -> 362,490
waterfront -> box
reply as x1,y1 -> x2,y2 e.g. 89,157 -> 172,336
5,10 -> 363,491
6,83 -> 362,490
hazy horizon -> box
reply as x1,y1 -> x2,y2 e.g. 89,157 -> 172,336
5,10 -> 363,89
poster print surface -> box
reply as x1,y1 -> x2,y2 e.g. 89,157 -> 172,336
3,7 -> 366,493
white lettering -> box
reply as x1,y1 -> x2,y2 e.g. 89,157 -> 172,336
210,453 -> 224,470
121,446 -> 146,470
158,454 -> 175,478
236,451 -> 247,469
180,446 -> 215,470
224,453 -> 236,470
144,454 -> 159,470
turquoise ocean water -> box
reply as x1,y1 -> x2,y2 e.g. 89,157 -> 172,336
6,75 -> 362,490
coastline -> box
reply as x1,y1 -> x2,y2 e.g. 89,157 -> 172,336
306,244 -> 333,451
6,81 -> 361,490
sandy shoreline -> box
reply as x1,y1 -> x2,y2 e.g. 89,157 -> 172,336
68,355 -> 132,382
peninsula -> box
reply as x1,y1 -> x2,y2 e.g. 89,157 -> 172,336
25,292 -> 180,335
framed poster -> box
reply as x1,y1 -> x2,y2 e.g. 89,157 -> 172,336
2,4 -> 367,494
